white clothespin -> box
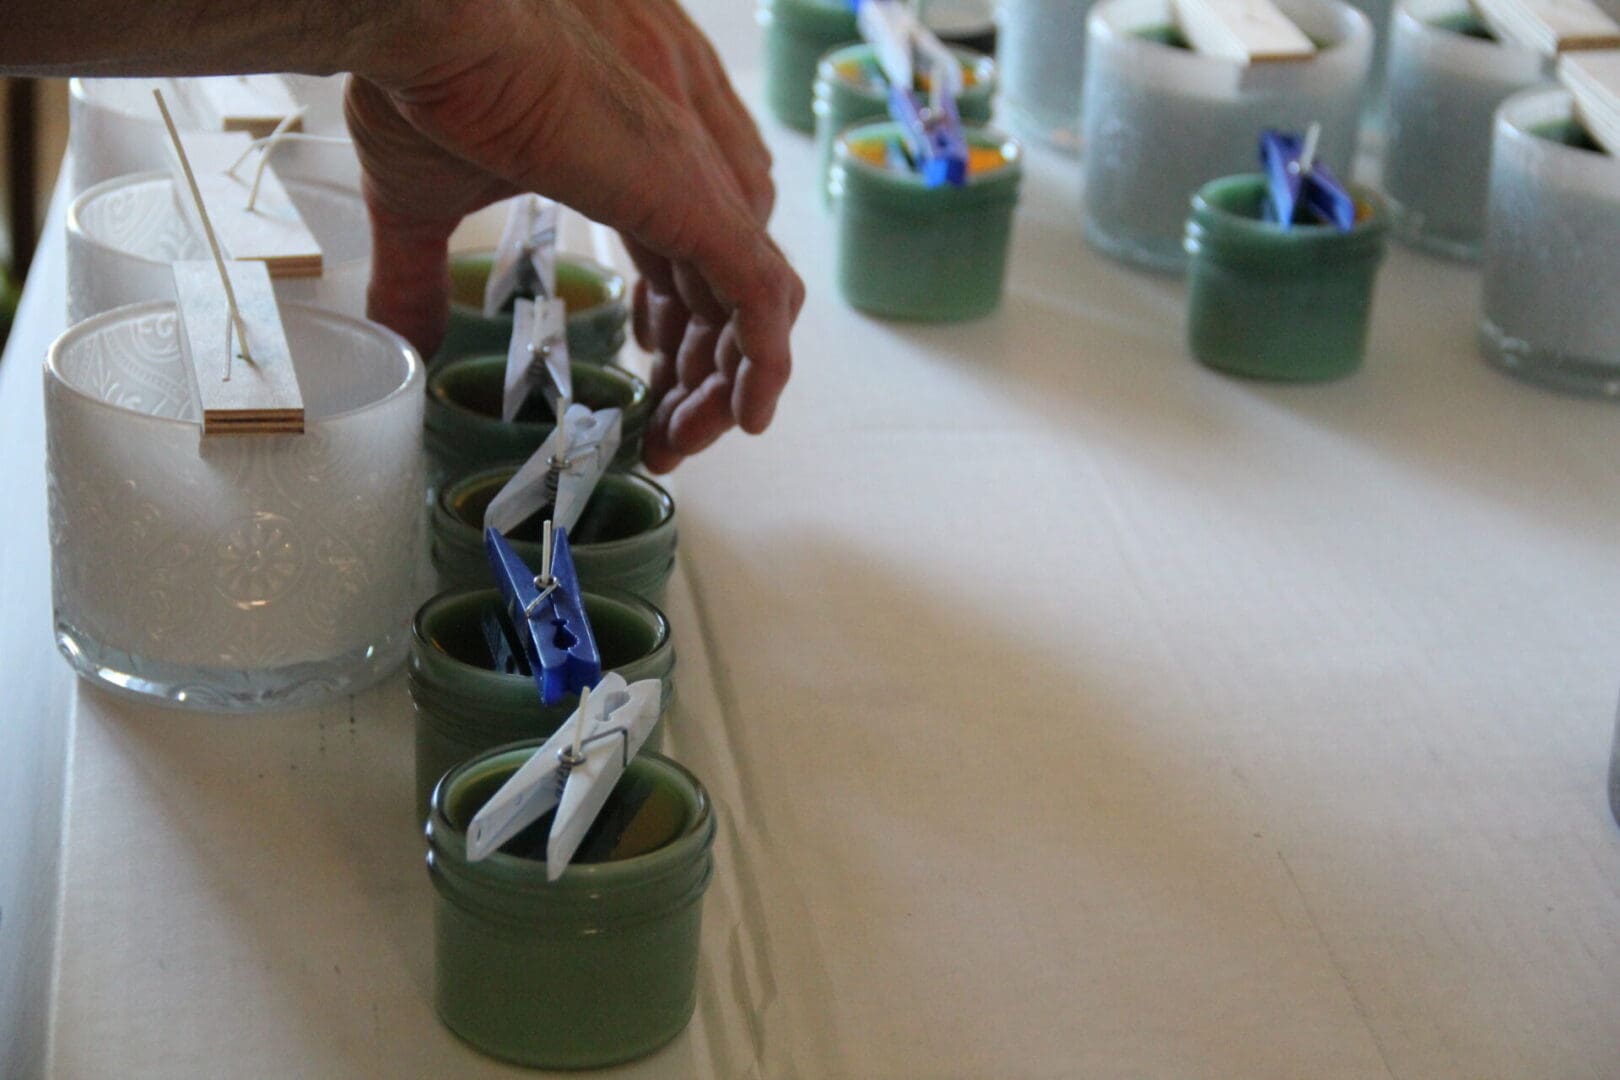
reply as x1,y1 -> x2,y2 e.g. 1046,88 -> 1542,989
503,295 -> 571,423
484,194 -> 559,317
1560,50 -> 1620,156
485,402 -> 622,534
465,673 -> 662,877
1172,0 -> 1317,63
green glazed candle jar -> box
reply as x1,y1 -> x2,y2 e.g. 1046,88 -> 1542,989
428,747 -> 715,1069
432,466 -> 677,604
829,122 -> 1023,321
423,354 -> 649,487
435,251 -> 629,368
813,43 -> 997,207
409,586 -> 676,821
760,0 -> 860,131
1183,174 -> 1389,381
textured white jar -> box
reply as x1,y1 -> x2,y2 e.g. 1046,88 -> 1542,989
45,301 -> 424,711
67,171 -> 372,323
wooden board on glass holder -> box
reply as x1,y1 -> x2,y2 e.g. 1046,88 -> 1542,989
172,259 -> 305,436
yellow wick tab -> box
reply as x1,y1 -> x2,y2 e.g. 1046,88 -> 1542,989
172,260 -> 306,436
1471,0 -> 1620,53
186,74 -> 304,139
1172,0 -> 1317,63
167,134 -> 324,280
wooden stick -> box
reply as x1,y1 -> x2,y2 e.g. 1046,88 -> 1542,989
154,88 -> 254,374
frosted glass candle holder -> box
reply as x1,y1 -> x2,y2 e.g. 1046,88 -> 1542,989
1381,0 -> 1546,259
69,77 -> 357,196
67,171 -> 371,324
1479,88 -> 1620,397
1078,0 -> 1371,272
996,0 -> 1095,154
45,301 -> 426,711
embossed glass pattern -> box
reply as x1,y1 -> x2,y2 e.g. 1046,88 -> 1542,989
68,171 -> 372,323
46,301 -> 426,711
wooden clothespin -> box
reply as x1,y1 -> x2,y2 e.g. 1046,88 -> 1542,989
185,75 -> 304,139
157,89 -> 304,436
1559,50 -> 1620,155
1172,0 -> 1317,63
159,98 -> 322,280
1471,0 -> 1620,53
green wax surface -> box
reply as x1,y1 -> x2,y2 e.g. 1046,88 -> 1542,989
426,592 -> 659,674
448,471 -> 663,548
1531,118 -> 1605,153
1429,10 -> 1496,38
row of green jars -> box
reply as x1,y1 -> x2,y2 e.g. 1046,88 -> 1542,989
413,583 -> 710,1069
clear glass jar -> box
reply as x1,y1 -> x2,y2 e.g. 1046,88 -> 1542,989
1381,0 -> 1546,259
67,170 -> 372,323
46,301 -> 425,711
428,746 -> 714,1069
830,122 -> 1024,321
409,585 -> 676,820
1184,174 -> 1389,380
1078,0 -> 1372,273
422,354 -> 649,488
431,466 -> 677,604
996,0 -> 1094,154
436,251 -> 628,369
1480,88 -> 1620,397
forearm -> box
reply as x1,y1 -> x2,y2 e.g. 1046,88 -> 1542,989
0,0 -> 430,78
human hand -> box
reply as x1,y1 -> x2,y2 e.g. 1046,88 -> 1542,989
346,0 -> 801,471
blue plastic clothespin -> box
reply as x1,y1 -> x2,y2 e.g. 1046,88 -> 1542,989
852,0 -> 968,188
1260,125 -> 1355,232
486,522 -> 600,707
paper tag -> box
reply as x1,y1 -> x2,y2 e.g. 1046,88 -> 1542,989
484,195 -> 558,316
1560,51 -> 1620,155
1472,0 -> 1620,53
503,297 -> 572,423
1173,0 -> 1317,63
485,404 -> 622,535
168,133 -> 323,279
185,75 -> 303,139
171,260 -> 304,436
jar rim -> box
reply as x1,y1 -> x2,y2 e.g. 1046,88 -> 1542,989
832,121 -> 1023,190
67,170 -> 369,272
446,249 -> 627,319
816,42 -> 998,93
426,352 -> 647,430
45,299 -> 423,427
429,748 -> 713,887
1087,0 -> 1370,61
436,464 -> 676,551
1188,173 -> 1388,243
411,584 -> 672,688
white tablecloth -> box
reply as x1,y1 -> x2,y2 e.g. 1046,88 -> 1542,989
5,1 -> 1620,1075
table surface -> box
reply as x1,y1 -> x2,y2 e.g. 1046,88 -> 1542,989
7,2 -> 1620,1077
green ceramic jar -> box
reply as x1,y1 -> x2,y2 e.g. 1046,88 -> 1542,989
428,747 -> 715,1069
813,43 -> 998,207
424,354 -> 650,487
760,0 -> 860,132
409,585 -> 676,821
1183,174 -> 1389,382
432,466 -> 677,604
435,251 -> 629,368
829,122 -> 1024,321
